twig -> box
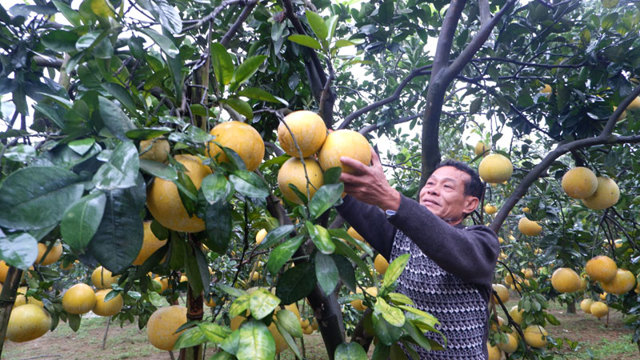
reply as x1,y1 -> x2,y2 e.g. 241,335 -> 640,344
182,0 -> 245,32
102,317 -> 111,350
220,0 -> 258,47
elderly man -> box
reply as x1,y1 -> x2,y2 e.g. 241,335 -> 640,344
337,149 -> 499,359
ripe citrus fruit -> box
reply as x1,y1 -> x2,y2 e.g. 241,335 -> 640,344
589,301 -> 608,318
6,304 -> 51,342
497,333 -> 519,353
487,341 -> 502,360
478,154 -> 513,183
540,84 -> 552,95
278,110 -> 327,158
207,121 -> 265,171
147,305 -> 187,350
585,255 -> 617,282
347,227 -> 365,242
561,167 -> 598,199
474,141 -> 490,156
509,305 -> 524,324
627,96 -> 640,110
256,228 -> 268,244
277,157 -> 324,204
523,325 -> 548,348
62,283 -> 96,315
484,204 -> 497,214
374,254 -> 389,275
132,221 -> 167,266
581,177 -> 620,210
551,267 -> 581,293
14,287 -> 43,308
91,266 -> 119,289
491,284 -> 509,304
580,298 -> 593,313
153,277 -> 169,292
269,322 -> 289,354
600,268 -> 636,295
147,154 -> 212,232
317,129 -> 371,174
139,138 -> 170,163
93,289 -> 123,316
36,242 -> 63,266
518,217 -> 542,236
0,260 -> 9,282
351,287 -> 377,311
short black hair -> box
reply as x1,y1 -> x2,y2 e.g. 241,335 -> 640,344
434,159 -> 485,200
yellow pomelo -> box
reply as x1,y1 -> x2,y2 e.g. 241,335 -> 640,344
285,303 -> 300,319
561,167 -> 598,199
133,221 -> 167,266
230,315 -> 246,331
509,305 -> 524,324
523,325 -> 548,348
475,141 -> 490,156
487,342 -> 501,360
522,268 -> 534,279
147,305 -> 187,351
522,207 -> 530,213
627,96 -> 640,110
540,84 -> 552,94
139,138 -> 170,163
600,269 -> 636,295
491,284 -> 509,304
147,154 -> 212,232
478,154 -> 513,183
208,121 -> 264,171
318,130 -> 371,174
518,217 -> 542,236
205,296 -> 216,307
484,204 -> 497,214
374,254 -> 389,275
269,322 -> 289,354
6,304 -> 51,342
551,268 -> 581,293
93,289 -> 123,316
580,298 -> 594,314
581,177 -> 620,210
277,157 -> 324,204
278,110 -> 327,158
585,255 -> 617,282
36,242 -> 63,266
91,266 -> 119,289
490,315 -> 504,331
153,277 -> 169,292
351,287 -> 377,311
0,260 -> 9,282
589,301 -> 608,318
302,325 -> 314,335
14,287 -> 43,308
497,332 -> 519,353
62,283 -> 96,315
256,228 -> 268,245
613,106 -> 627,122
347,227 -> 365,242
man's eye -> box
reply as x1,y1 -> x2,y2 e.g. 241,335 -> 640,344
444,185 -> 453,189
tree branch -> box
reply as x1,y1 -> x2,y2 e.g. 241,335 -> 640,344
478,0 -> 491,26
182,0 -> 245,32
359,113 -> 421,135
472,57 -> 585,69
220,0 -> 258,47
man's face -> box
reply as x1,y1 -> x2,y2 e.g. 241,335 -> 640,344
419,166 -> 479,225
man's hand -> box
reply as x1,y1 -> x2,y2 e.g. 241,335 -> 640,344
339,147 -> 401,211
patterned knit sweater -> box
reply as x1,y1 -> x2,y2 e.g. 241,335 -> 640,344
337,194 -> 499,359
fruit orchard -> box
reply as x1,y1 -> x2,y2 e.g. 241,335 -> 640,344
1,0 -> 640,359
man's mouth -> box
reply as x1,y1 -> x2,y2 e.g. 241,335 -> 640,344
423,199 -> 439,207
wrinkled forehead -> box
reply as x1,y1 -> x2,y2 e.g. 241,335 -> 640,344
428,166 -> 471,186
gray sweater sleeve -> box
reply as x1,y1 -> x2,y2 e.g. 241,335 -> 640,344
388,195 -> 500,286
335,195 -> 396,259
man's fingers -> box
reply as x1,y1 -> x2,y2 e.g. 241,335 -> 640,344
339,156 -> 369,175
370,147 -> 382,169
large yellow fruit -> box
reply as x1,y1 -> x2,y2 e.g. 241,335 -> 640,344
581,177 -> 620,210
0,260 -> 9,282
317,130 -> 371,174
484,204 -> 497,214
147,154 -> 212,232
351,287 -> 377,311
590,301 -> 608,318
600,269 -> 636,295
277,157 -> 324,204
230,315 -> 246,331
374,254 -> 389,275
523,325 -> 548,348
561,167 -> 598,199
518,217 -> 542,236
540,84 -> 552,95
497,332 -> 519,353
93,289 -> 124,316
139,138 -> 170,163
475,141 -> 490,156
627,96 -> 640,110
580,298 -> 594,313
347,227 -> 365,242
585,255 -> 617,282
207,121 -> 265,171
14,287 -> 43,308
491,284 -> 509,304
153,277 -> 169,292
509,305 -> 524,325
478,154 -> 513,183
278,110 -> 327,158
147,305 -> 187,351
256,228 -> 268,245
62,283 -> 96,315
91,266 -> 119,289
551,268 -> 581,293
490,315 -> 504,332
6,304 -> 51,342
36,242 -> 63,266
268,322 -> 289,354
487,341 -> 502,360
133,221 -> 167,266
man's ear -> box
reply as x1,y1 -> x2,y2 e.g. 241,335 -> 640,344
463,196 -> 480,215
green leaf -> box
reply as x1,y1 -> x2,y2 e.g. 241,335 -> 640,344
211,43 -> 234,87
306,222 -> 335,255
229,294 -> 250,318
220,329 -> 240,355
198,323 -> 231,344
229,170 -> 269,199
174,326 -> 207,349
275,309 -> 303,338
60,192 -> 106,252
402,321 -> 432,352
68,138 -> 95,156
374,297 -> 405,328
334,342 -> 367,360
237,320 -> 276,360
53,1 -> 82,26
276,261 -> 316,304
139,28 -> 179,57
332,240 -> 373,282
266,235 -> 305,275
126,127 -> 172,140
387,292 -> 413,306
249,288 -> 281,320
256,225 -> 295,250
371,311 -> 403,346
333,39 -> 356,50
42,30 -> 79,52
210,351 -> 234,360
218,284 -> 246,299
371,343 -> 390,360
309,183 -> 344,219
0,167 -> 83,230
306,11 -> 328,41
287,34 -> 321,50
139,159 -> 178,181
184,244 -> 207,296
275,322 -> 303,358
102,83 -> 137,114
237,87 -> 285,104
93,142 -> 140,190
382,253 -> 409,293
315,252 -> 339,296
98,96 -> 136,141
0,232 -> 38,269
399,305 -> 440,331
221,97 -> 253,120
201,173 -> 234,204
67,314 -> 81,332
332,255 -> 356,292
229,55 -> 267,92
326,15 -> 338,40
204,201 -> 233,254
89,0 -> 115,18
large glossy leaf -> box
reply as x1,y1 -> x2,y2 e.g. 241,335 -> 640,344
236,320 -> 276,360
201,173 -> 234,204
374,297 -> 405,328
139,159 -> 178,181
0,166 -> 83,230
185,244 -> 211,296
42,29 -> 78,52
52,0 -> 82,26
220,329 -> 240,355
198,323 -> 231,344
98,97 -> 136,141
276,261 -> 316,304
255,225 -> 295,250
102,83 -> 136,113
87,177 -> 144,273
371,343 -> 390,360
371,311 -> 403,346
211,43 -> 234,87
332,255 -> 356,292
309,183 -> 344,219
332,240 -> 373,282
229,55 -> 267,92
204,201 -> 232,254
139,28 -> 179,57
60,192 -> 106,252
221,97 -> 253,120
403,320 -> 433,352
93,141 -> 140,190
174,326 -> 208,349
275,309 -> 303,338
266,235 -> 304,275
306,11 -> 328,41
287,34 -> 321,49
249,288 -> 280,320
229,294 -> 250,318
89,0 -> 114,18
334,342 -> 367,360
306,222 -> 335,255
229,170 -> 269,199
237,87 -> 286,104
0,232 -> 38,269
137,0 -> 182,34
382,253 -> 410,293
315,252 -> 339,296
275,321 -> 303,359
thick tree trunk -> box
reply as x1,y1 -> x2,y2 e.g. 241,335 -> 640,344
566,301 -> 576,314
0,266 -> 24,357
179,284 -> 204,360
305,287 -> 345,359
